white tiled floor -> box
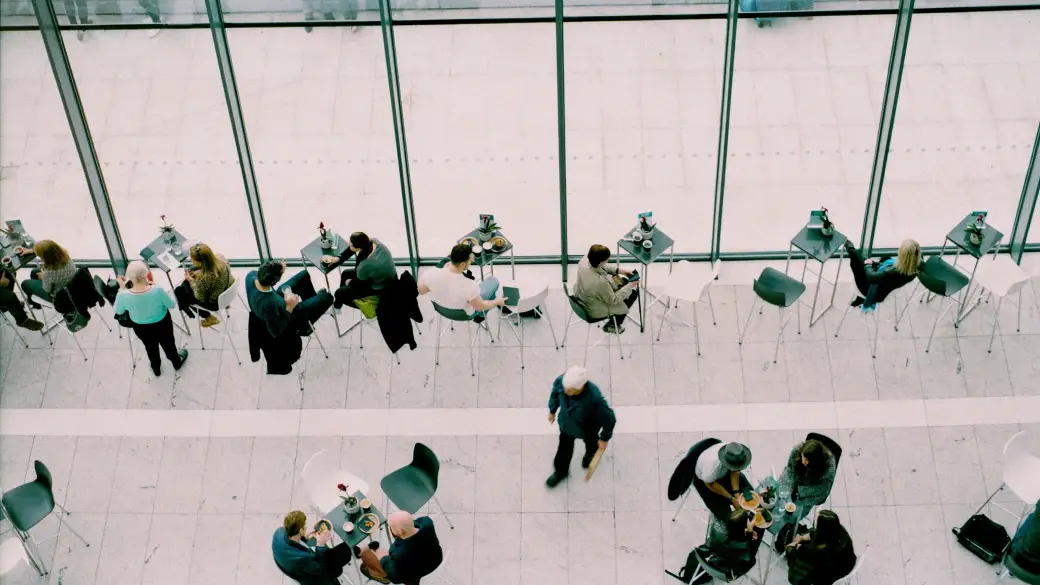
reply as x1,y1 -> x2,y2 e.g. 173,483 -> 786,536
1,260 -> 1040,584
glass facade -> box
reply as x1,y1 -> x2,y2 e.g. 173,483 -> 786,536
1,0 -> 1038,274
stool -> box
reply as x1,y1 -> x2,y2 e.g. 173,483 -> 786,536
738,267 -> 805,363
916,256 -> 969,353
190,279 -> 245,365
494,281 -> 559,370
974,255 -> 1033,353
654,260 -> 722,355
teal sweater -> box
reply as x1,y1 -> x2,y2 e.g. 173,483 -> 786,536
114,287 -> 175,325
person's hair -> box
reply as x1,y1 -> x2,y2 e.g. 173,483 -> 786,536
587,244 -> 611,267
794,439 -> 832,483
809,510 -> 847,551
350,232 -> 373,263
189,243 -> 222,276
724,508 -> 754,542
449,243 -> 473,266
895,239 -> 921,276
256,261 -> 285,288
125,260 -> 150,283
283,511 -> 308,536
34,240 -> 70,270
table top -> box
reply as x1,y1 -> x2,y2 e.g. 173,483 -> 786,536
140,229 -> 192,273
790,225 -> 847,263
457,229 -> 512,267
0,223 -> 36,273
301,233 -> 350,275
945,214 -> 1004,259
322,490 -> 387,548
617,226 -> 675,265
755,475 -> 806,536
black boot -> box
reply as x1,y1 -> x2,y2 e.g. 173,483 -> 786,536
545,472 -> 567,488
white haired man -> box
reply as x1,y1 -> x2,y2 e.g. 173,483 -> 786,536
545,365 -> 617,488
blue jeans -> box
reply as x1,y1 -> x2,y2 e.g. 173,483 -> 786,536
473,276 -> 499,319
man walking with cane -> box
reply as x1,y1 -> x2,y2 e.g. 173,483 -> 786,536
545,365 -> 617,488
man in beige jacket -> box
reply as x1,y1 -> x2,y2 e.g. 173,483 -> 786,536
573,244 -> 639,333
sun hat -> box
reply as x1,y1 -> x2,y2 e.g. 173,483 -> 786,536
718,442 -> 752,471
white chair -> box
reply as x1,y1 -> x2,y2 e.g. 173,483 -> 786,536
494,281 -> 559,370
974,256 -> 1033,353
191,279 -> 244,365
654,260 -> 722,355
972,432 -> 1040,530
300,449 -> 371,515
834,552 -> 866,585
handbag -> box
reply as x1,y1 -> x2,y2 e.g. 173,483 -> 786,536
953,513 -> 1011,564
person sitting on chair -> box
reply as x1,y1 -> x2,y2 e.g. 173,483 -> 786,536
174,243 -> 233,328
246,260 -> 334,337
0,270 -> 44,331
360,511 -> 443,584
688,508 -> 769,584
1008,500 -> 1040,578
573,244 -> 638,334
417,243 -> 506,324
271,510 -> 353,585
326,232 -> 397,310
843,238 -> 920,311
780,439 -> 837,512
785,509 -> 857,585
18,239 -> 76,309
695,441 -> 754,516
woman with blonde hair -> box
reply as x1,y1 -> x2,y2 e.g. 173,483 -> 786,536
843,238 -> 920,310
16,239 -> 76,308
115,261 -> 188,377
174,242 -> 233,328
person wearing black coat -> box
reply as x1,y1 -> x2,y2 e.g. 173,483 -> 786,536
376,271 -> 423,354
844,239 -> 920,309
272,511 -> 352,585
785,509 -> 856,585
249,310 -> 303,375
52,266 -> 104,319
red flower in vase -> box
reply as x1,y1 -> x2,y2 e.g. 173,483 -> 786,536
336,483 -> 347,492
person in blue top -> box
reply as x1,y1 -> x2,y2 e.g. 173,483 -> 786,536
545,365 -> 617,488
114,260 -> 188,376
843,238 -> 920,311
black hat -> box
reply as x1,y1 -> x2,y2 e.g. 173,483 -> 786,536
719,442 -> 752,471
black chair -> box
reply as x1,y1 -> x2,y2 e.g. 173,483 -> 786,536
380,443 -> 454,530
739,267 -> 806,363
559,283 -> 624,365
0,461 -> 90,576
917,256 -> 970,352
1003,551 -> 1040,584
431,300 -> 494,377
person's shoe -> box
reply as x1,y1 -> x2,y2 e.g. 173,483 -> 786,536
850,296 -> 864,308
360,565 -> 390,584
304,13 -> 314,32
76,29 -> 85,41
473,314 -> 486,324
350,25 -> 361,33
352,545 -> 363,558
602,321 -> 625,334
16,318 -> 44,332
581,455 -> 594,469
81,18 -> 93,24
174,349 -> 189,370
501,306 -> 513,315
27,300 -> 43,310
151,364 -> 162,377
200,315 -> 220,328
545,472 -> 567,488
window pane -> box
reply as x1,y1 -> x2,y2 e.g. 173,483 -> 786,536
0,30 -> 109,259
565,20 -> 723,257
722,14 -> 893,252
879,11 -> 1040,249
396,24 -> 560,259
227,27 -> 410,260
63,28 -> 259,260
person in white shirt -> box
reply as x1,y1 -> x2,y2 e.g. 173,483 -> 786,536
695,442 -> 753,511
418,243 -> 507,322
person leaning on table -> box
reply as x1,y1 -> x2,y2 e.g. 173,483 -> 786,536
272,510 -> 354,585
573,244 -> 638,334
114,260 -> 188,377
695,441 -> 753,514
785,509 -> 856,585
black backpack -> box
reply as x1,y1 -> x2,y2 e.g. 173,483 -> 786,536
953,513 -> 1011,564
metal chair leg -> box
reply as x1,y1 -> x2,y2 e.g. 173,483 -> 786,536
91,307 -> 113,332
431,494 -> 455,530
773,306 -> 785,363
224,312 -> 243,365
539,305 -> 560,350
614,317 -> 624,360
1016,288 -> 1022,333
895,283 -> 919,331
311,326 -> 329,358
871,309 -> 880,358
738,297 -> 758,344
671,490 -> 693,521
656,296 -> 670,342
434,315 -> 443,366
70,330 -> 88,361
2,314 -> 31,348
519,317 -> 525,370
834,303 -> 853,338
925,298 -> 953,353
52,502 -> 91,547
197,313 -> 206,350
706,288 -> 717,325
583,322 -> 591,366
988,297 -> 1003,353
468,322 -> 478,377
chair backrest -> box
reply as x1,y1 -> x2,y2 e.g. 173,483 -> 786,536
515,285 -> 549,314
806,432 -> 843,466
693,548 -> 734,582
215,277 -> 240,310
1002,431 -> 1040,502
916,265 -> 948,297
411,443 -> 441,491
698,260 -> 723,298
431,301 -> 471,322
752,277 -> 789,308
562,282 -> 595,323
33,460 -> 53,491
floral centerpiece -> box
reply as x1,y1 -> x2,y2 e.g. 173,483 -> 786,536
477,215 -> 500,243
759,482 -> 778,510
318,222 -> 334,249
819,207 -> 834,238
159,215 -> 176,244
337,483 -> 360,515
964,213 -> 985,246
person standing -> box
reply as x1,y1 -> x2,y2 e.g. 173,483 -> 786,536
114,261 -> 188,376
545,365 -> 616,488
359,511 -> 443,584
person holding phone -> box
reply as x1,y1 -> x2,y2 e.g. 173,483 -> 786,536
573,244 -> 638,333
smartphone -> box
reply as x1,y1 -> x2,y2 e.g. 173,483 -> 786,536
626,270 -> 640,283
502,286 -> 520,306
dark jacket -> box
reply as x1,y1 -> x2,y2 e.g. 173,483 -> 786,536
248,310 -> 302,375
246,270 -> 292,338
1011,505 -> 1040,575
338,240 -> 397,291
668,437 -> 721,502
52,267 -> 103,318
380,516 -> 443,584
377,271 -> 423,354
270,527 -> 341,585
786,525 -> 857,585
848,246 -> 916,306
548,376 -> 616,441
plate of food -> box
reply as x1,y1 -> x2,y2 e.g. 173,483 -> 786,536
738,492 -> 762,511
313,519 -> 333,535
458,236 -> 480,249
357,513 -> 379,534
489,236 -> 508,252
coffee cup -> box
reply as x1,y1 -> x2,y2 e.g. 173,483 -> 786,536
631,231 -> 643,242
472,245 -> 481,255
0,256 -> 10,267
482,242 -> 492,251
360,498 -> 371,510
642,239 -> 653,250
785,502 -> 796,514
343,521 -> 354,533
